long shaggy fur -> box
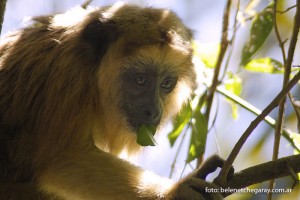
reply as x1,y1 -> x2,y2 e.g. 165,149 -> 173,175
0,3 -> 196,199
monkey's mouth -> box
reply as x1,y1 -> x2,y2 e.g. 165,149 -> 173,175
127,119 -> 160,134
129,123 -> 140,133
123,107 -> 162,134
128,122 -> 144,133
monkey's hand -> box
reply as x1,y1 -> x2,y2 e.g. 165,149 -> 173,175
167,155 -> 234,200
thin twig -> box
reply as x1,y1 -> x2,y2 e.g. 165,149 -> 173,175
200,0 -> 231,167
273,0 -> 287,64
283,0 -> 300,82
213,70 -> 300,187
205,0 -> 231,120
221,0 -> 240,81
217,86 -> 300,152
268,1 -> 300,198
288,93 -> 300,132
81,0 -> 93,9
169,127 -> 189,178
268,0 -> 287,196
0,0 -> 7,35
277,5 -> 297,14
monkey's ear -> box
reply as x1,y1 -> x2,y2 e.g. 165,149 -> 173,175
82,18 -> 119,59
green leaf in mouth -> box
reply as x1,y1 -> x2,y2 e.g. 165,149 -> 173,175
136,124 -> 157,146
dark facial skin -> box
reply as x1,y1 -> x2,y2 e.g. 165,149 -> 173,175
120,64 -> 178,132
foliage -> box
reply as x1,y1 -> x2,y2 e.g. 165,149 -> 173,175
167,3 -> 300,198
240,2 -> 274,66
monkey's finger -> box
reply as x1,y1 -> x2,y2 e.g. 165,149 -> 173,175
196,155 -> 234,180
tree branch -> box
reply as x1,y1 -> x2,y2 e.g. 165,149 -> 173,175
205,0 -> 231,120
217,86 -> 300,152
223,154 -> 300,197
269,1 -> 300,198
273,0 -> 287,64
81,0 -> 93,9
0,0 -> 7,35
197,0 -> 232,168
277,5 -> 297,14
214,70 -> 300,187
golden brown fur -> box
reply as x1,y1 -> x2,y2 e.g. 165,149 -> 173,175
0,3 -> 222,200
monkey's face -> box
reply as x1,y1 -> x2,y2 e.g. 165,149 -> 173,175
121,64 -> 178,131
116,45 -> 194,134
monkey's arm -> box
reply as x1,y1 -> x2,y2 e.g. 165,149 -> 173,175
38,145 -> 225,200
38,145 -> 175,200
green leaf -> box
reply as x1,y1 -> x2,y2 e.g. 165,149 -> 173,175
231,103 -> 239,119
136,125 -> 157,146
244,58 -> 284,73
192,41 -> 220,68
290,132 -> 300,153
225,73 -> 242,96
186,110 -> 208,163
168,103 -> 192,147
225,73 -> 243,119
241,2 -> 274,65
289,132 -> 300,179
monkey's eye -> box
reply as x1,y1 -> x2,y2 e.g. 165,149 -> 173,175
161,78 -> 176,92
135,75 -> 147,86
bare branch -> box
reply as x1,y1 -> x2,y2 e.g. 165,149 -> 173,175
196,0 -> 232,168
273,0 -> 287,64
214,70 -> 300,187
277,5 -> 297,14
217,87 -> 300,152
288,93 -> 300,132
0,0 -> 7,35
204,0 -> 231,120
224,154 -> 300,197
269,1 -> 300,197
81,0 -> 93,9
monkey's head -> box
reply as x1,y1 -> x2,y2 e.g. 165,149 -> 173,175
0,3 -> 196,154
74,3 -> 196,150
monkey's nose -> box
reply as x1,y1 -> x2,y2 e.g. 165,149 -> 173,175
143,109 -> 161,125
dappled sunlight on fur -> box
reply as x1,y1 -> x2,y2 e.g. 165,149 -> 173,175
0,2 -> 211,200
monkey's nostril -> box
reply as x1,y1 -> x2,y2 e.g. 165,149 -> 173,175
144,109 -> 161,124
144,110 -> 153,118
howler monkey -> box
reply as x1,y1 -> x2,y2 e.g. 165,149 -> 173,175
0,2 -> 224,200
